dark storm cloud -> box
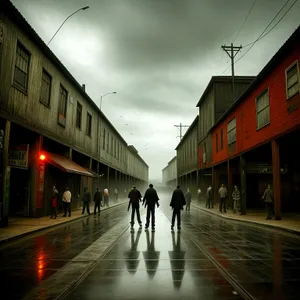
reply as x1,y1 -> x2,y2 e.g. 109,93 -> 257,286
11,0 -> 300,179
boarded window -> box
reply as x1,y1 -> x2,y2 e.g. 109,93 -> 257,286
256,89 -> 270,129
227,118 -> 236,145
58,85 -> 68,127
103,129 -> 106,150
220,129 -> 224,149
14,42 -> 30,91
216,133 -> 219,152
40,69 -> 51,106
286,63 -> 299,99
86,112 -> 92,137
76,102 -> 82,129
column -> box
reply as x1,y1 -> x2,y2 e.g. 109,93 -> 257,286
272,140 -> 281,220
107,166 -> 110,190
0,119 -> 10,227
212,166 -> 219,207
240,154 -> 246,215
227,160 -> 233,209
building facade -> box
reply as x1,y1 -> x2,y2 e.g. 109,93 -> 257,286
0,1 -> 148,226
162,156 -> 177,187
209,26 -> 300,217
176,116 -> 198,193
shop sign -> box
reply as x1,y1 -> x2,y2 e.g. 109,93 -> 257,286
8,144 -> 29,169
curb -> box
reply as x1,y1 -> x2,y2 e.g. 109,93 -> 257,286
193,204 -> 300,236
0,201 -> 127,246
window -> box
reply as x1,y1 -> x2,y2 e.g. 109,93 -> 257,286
40,69 -> 51,106
14,42 -> 30,91
86,113 -> 92,137
286,62 -> 299,99
76,102 -> 82,129
216,133 -> 219,152
103,128 -> 106,150
114,139 -> 117,157
58,85 -> 68,127
256,89 -> 270,129
107,133 -> 110,152
227,118 -> 236,145
110,135 -> 113,155
220,129 -> 224,150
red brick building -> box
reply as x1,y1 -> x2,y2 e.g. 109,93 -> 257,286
208,26 -> 300,218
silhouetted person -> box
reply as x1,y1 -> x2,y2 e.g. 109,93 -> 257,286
232,185 -> 241,214
93,188 -> 102,216
262,184 -> 274,219
170,185 -> 186,231
113,189 -> 118,203
143,184 -> 160,231
62,186 -> 71,217
128,186 -> 142,228
206,185 -> 213,208
184,188 -> 192,211
50,186 -> 58,219
218,184 -> 228,213
82,187 -> 91,215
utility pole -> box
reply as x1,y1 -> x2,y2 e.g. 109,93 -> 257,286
174,123 -> 189,140
221,43 -> 242,100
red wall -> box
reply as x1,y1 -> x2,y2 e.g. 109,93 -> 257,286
212,44 -> 300,165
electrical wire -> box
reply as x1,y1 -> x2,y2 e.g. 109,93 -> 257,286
233,0 -> 258,43
235,0 -> 297,64
242,0 -> 299,48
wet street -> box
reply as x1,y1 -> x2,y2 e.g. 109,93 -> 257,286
1,192 -> 300,300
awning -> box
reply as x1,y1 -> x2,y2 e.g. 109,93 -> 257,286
44,151 -> 95,177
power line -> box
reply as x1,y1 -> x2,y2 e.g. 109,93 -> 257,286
242,0 -> 299,48
235,0 -> 296,64
233,0 -> 258,43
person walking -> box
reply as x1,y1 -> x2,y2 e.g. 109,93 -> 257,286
197,188 -> 202,204
184,188 -> 192,212
143,184 -> 160,231
62,187 -> 71,217
50,186 -> 59,219
206,185 -> 213,208
170,185 -> 186,231
218,184 -> 228,213
82,187 -> 91,215
103,188 -> 109,207
128,186 -> 142,228
93,188 -> 102,216
232,185 -> 241,214
262,184 -> 274,220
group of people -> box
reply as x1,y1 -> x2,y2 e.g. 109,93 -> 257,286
128,184 -> 187,231
49,186 -> 119,219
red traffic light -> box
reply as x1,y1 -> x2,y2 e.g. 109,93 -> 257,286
39,154 -> 46,161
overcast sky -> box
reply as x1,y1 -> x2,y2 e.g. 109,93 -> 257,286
12,0 -> 300,180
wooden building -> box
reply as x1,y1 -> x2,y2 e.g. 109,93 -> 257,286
0,0 -> 148,226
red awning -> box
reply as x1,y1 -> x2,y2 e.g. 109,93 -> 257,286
44,151 -> 94,177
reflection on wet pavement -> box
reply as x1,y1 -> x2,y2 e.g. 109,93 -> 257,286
67,209 -> 244,300
0,204 -> 129,299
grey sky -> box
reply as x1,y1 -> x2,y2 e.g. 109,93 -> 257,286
12,0 -> 300,180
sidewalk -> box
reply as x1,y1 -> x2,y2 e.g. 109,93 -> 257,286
193,203 -> 300,235
0,200 -> 127,244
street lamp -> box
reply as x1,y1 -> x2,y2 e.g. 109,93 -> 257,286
100,92 -> 117,110
47,6 -> 90,45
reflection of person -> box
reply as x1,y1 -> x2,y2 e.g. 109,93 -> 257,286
124,228 -> 142,274
93,188 -> 102,216
143,184 -> 159,231
170,186 -> 186,231
143,230 -> 160,279
128,186 -> 142,228
50,186 -> 58,219
262,184 -> 274,220
169,231 -> 185,289
184,188 -> 192,211
62,187 -> 71,217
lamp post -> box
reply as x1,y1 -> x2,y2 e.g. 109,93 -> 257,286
100,92 -> 117,110
47,6 -> 90,46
